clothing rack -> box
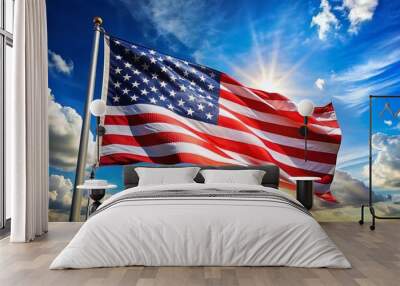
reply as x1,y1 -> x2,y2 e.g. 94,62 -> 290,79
359,95 -> 400,230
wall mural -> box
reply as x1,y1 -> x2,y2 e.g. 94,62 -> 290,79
47,0 -> 400,222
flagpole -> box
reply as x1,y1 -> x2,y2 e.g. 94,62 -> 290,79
69,17 -> 103,222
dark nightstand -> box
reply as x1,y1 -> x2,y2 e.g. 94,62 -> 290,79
290,177 -> 321,210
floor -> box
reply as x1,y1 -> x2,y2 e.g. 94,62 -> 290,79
0,222 -> 399,286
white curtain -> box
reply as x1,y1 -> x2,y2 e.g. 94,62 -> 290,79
8,0 -> 49,242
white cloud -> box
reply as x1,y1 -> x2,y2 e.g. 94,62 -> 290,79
48,89 -> 95,171
315,78 -> 325,90
384,120 -> 393,126
48,50 -> 74,75
362,133 -> 400,189
116,0 -> 222,48
311,0 -> 339,40
49,174 -> 73,210
342,0 -> 379,34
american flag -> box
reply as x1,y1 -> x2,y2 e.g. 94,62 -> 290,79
100,36 -> 341,202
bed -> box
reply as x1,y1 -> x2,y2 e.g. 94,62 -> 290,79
50,165 -> 350,269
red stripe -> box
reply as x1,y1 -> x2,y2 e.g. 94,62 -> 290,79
220,89 -> 340,128
104,113 -> 339,165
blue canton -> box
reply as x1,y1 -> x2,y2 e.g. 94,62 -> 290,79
107,37 -> 221,124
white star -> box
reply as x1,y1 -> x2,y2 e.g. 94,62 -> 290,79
190,81 -> 196,86
132,81 -> 140,88
123,74 -> 131,81
168,104 -> 174,110
151,73 -> 158,80
122,88 -> 130,95
131,45 -> 137,49
183,60 -> 189,65
142,63 -> 149,70
183,70 -> 189,77
115,67 -> 122,74
208,84 -> 214,90
140,51 -> 146,56
187,108 -> 194,116
174,61 -> 181,68
159,95 -> 166,101
179,84 -> 187,92
142,77 -> 149,84
161,66 -> 168,73
113,81 -> 121,88
150,57 -> 156,64
191,68 -> 197,74
141,89 -> 148,95
206,113 -> 212,120
178,99 -> 185,106
166,55 -> 173,61
113,96 -> 120,102
150,86 -> 158,93
206,95 -> 212,100
188,94 -> 195,101
199,75 -> 206,82
130,94 -> 138,101
133,69 -> 141,75
170,74 -> 177,82
157,56 -> 164,62
114,40 -> 120,45
160,81 -> 167,88
115,55 -> 122,60
198,87 -> 204,93
169,90 -> 176,97
210,72 -> 216,78
124,62 -> 132,68
198,103 -> 205,111
207,102 -> 213,107
149,50 -> 156,55
150,97 -> 157,104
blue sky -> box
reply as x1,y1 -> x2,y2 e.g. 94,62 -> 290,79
46,0 -> 400,212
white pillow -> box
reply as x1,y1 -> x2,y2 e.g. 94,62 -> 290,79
200,169 -> 266,185
135,167 -> 200,186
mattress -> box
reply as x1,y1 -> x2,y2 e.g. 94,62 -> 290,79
50,183 -> 350,269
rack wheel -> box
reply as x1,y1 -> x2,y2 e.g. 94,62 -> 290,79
370,225 -> 375,231
358,220 -> 364,225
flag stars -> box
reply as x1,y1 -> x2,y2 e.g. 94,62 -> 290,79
132,81 -> 140,88
183,70 -> 189,77
133,69 -> 141,75
142,77 -> 149,84
115,67 -> 122,74
142,63 -> 149,70
208,84 -> 215,90
168,104 -> 174,110
198,103 -> 205,111
157,56 -> 164,62
191,67 -> 197,74
124,62 -> 132,68
113,95 -> 120,102
123,74 -> 131,81
140,51 -> 146,56
207,102 -> 213,107
170,74 -> 177,82
187,108 -> 194,116
130,94 -> 138,101
150,97 -> 157,104
122,88 -> 130,95
114,40 -> 121,45
188,94 -> 195,101
115,55 -> 122,60
178,99 -> 185,106
206,113 -> 213,120
161,66 -> 168,73
179,84 -> 187,92
113,81 -> 121,88
159,95 -> 166,101
149,50 -> 156,55
169,90 -> 176,97
141,89 -> 148,95
199,75 -> 206,82
150,57 -> 156,64
151,73 -> 158,80
210,72 -> 216,78
160,81 -> 167,88
150,86 -> 158,93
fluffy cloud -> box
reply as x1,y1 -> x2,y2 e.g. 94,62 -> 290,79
48,50 -> 74,75
49,174 -> 73,211
315,78 -> 325,90
314,170 -> 385,209
362,133 -> 400,189
342,0 -> 378,34
117,0 -> 222,48
384,120 -> 393,126
311,0 -> 339,40
48,89 -> 95,171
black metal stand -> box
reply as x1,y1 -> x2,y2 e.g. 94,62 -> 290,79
359,95 -> 400,230
88,189 -> 105,216
296,180 -> 313,210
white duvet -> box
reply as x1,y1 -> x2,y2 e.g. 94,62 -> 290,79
50,183 -> 350,269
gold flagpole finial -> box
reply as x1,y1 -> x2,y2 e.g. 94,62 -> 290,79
93,17 -> 103,26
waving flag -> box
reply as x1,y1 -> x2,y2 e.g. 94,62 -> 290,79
100,36 -> 341,201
